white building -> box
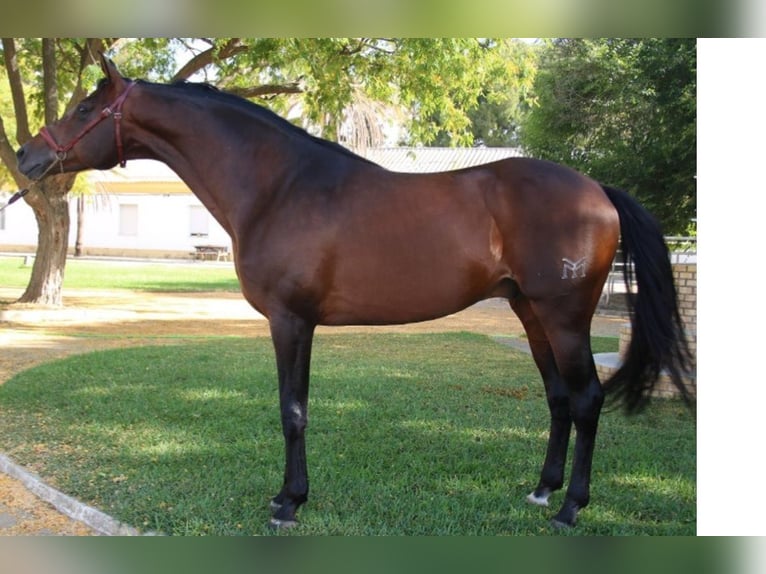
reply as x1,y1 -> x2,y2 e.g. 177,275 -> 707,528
0,147 -> 522,259
1,160 -> 231,259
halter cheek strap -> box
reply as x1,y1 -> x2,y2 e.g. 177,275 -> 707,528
39,80 -> 137,169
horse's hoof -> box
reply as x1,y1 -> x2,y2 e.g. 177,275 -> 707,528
526,491 -> 550,507
550,517 -> 574,529
268,517 -> 298,530
551,505 -> 578,528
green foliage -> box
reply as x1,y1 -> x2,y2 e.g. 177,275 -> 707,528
520,39 -> 696,234
430,39 -> 539,147
108,38 -> 178,82
389,38 -> 484,146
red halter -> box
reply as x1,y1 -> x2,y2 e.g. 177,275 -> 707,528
39,81 -> 137,168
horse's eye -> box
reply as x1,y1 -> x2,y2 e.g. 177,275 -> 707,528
77,104 -> 90,115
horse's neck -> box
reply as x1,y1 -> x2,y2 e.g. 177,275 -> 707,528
130,98 -> 290,236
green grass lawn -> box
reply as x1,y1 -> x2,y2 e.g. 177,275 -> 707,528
0,256 -> 240,293
0,332 -> 695,536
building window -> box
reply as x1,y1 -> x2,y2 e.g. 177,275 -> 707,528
119,204 -> 138,236
189,205 -> 209,237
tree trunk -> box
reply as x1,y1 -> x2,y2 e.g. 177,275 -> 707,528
74,195 -> 85,257
17,176 -> 73,306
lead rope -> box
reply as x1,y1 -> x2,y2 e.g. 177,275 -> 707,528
0,188 -> 29,212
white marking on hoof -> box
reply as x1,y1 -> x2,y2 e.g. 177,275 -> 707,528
526,491 -> 550,507
269,500 -> 282,512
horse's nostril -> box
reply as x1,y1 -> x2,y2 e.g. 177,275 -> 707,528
16,146 -> 25,160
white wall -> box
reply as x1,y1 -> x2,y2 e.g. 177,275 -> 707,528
0,191 -> 230,254
0,192 -> 42,246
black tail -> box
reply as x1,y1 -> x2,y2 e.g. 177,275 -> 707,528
601,185 -> 694,413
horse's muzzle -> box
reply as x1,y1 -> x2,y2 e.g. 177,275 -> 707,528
16,142 -> 55,181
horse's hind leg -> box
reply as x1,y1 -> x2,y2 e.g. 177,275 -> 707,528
531,299 -> 605,527
510,297 -> 573,508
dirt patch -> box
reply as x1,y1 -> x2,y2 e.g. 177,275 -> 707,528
0,472 -> 96,536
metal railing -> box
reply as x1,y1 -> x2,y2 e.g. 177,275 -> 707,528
600,236 -> 696,305
664,236 -> 697,264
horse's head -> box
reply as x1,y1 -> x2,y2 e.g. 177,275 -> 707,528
16,54 -> 136,181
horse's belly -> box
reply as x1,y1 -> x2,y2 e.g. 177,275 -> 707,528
319,258 -> 497,326
319,294 -> 468,326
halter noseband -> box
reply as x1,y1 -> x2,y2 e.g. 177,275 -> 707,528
39,80 -> 137,169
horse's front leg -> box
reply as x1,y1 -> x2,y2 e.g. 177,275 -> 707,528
267,311 -> 316,529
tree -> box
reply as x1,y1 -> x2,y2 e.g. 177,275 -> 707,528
520,38 -> 696,234
429,39 -> 539,147
1,37 -> 511,306
1,38 -> 115,305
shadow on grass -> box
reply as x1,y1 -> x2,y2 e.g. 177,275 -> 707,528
0,333 -> 695,535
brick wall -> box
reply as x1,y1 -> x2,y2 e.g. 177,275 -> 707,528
599,263 -> 696,399
673,263 -> 697,356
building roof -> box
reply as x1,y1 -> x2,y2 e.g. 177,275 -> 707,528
363,147 -> 523,173
88,159 -> 179,183
87,159 -> 185,194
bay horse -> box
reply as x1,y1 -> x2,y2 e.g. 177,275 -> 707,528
16,56 -> 692,530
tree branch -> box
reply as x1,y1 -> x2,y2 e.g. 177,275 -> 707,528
171,38 -> 248,82
338,38 -> 367,56
42,38 -> 58,125
0,114 -> 21,187
225,82 -> 304,99
2,38 -> 32,144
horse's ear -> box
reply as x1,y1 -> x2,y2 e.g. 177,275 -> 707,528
98,52 -> 122,84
